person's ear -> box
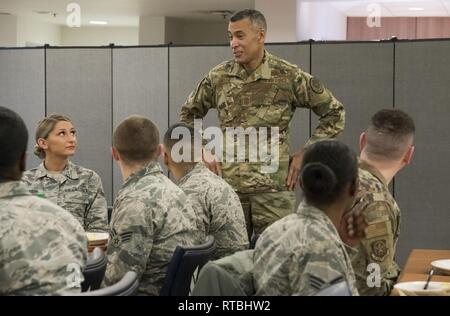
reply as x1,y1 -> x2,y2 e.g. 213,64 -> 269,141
163,150 -> 169,167
403,145 -> 415,165
156,144 -> 163,158
258,28 -> 266,43
111,147 -> 120,161
359,132 -> 366,152
37,138 -> 48,151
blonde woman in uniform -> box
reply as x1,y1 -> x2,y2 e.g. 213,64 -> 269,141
22,114 -> 108,233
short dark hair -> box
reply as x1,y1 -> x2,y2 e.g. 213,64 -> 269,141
230,9 -> 267,32
365,109 -> 415,161
301,140 -> 358,205
113,115 -> 159,164
0,106 -> 28,176
163,123 -> 201,163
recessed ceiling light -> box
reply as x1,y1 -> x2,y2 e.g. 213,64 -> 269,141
89,20 -> 108,25
409,7 -> 425,11
33,10 -> 51,14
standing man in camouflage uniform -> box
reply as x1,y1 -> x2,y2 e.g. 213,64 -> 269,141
253,141 -> 361,295
180,9 -> 345,238
163,123 -> 249,259
104,115 -> 199,296
0,106 -> 87,295
22,114 -> 108,233
349,109 -> 415,295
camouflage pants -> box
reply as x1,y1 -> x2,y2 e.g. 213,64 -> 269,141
238,191 -> 295,240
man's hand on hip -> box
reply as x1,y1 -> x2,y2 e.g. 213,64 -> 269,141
287,149 -> 304,191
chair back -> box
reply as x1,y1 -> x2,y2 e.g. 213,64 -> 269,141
159,236 -> 216,296
81,247 -> 107,292
76,271 -> 139,296
249,233 -> 260,249
107,206 -> 113,224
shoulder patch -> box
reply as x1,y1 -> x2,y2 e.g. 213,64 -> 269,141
370,240 -> 389,262
309,77 -> 324,94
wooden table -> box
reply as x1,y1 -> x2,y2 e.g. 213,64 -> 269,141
398,249 -> 450,283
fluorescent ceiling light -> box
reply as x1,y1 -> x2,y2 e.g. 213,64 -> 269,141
409,7 -> 424,11
89,20 -> 108,25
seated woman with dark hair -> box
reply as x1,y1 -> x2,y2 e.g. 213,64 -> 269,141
253,140 -> 365,296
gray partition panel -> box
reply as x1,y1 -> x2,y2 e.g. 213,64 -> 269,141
169,45 -> 231,128
0,49 -> 45,170
169,46 -> 230,182
267,43 -> 311,207
46,48 -> 113,204
311,42 -> 394,153
112,47 -> 169,199
395,40 -> 450,266
311,42 -> 400,259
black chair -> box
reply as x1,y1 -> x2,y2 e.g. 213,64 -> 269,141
75,271 -> 139,296
81,247 -> 107,292
249,233 -> 260,249
315,280 -> 352,296
107,206 -> 113,224
159,235 -> 216,296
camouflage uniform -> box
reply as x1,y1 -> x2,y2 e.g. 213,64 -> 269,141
253,201 -> 358,296
22,161 -> 109,233
178,162 -> 249,259
104,162 -> 199,296
349,160 -> 401,296
0,181 -> 87,296
180,50 -> 345,236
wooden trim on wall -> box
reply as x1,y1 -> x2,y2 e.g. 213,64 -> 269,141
347,17 -> 416,41
417,17 -> 450,39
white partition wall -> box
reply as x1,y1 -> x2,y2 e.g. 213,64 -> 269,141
112,47 -> 169,199
0,48 -> 45,170
46,48 -> 113,204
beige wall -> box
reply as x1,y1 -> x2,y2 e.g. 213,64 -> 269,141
164,18 -> 228,45
139,16 -> 166,45
256,0 -> 297,42
0,15 -> 17,47
17,17 -> 61,47
62,26 -> 139,46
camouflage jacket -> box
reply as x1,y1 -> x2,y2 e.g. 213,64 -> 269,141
0,181 -> 87,296
253,201 -> 358,296
178,162 -> 249,259
180,50 -> 345,193
22,161 -> 108,233
104,162 -> 199,296
349,160 -> 401,296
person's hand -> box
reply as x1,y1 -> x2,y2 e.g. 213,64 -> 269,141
338,210 -> 367,247
202,148 -> 222,176
287,149 -> 304,191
